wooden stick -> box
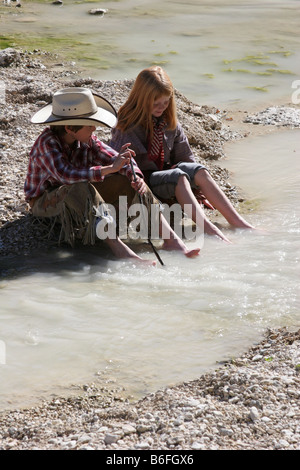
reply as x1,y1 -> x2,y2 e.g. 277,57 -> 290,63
130,160 -> 165,266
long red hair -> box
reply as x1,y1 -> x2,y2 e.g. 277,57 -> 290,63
116,66 -> 177,141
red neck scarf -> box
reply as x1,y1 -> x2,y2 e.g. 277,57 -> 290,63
148,118 -> 166,171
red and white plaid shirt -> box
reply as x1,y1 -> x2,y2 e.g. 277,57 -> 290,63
24,128 -> 142,201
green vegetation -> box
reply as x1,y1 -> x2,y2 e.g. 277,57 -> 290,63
150,60 -> 170,66
220,49 -> 295,93
266,68 -> 295,75
268,49 -> 293,57
222,54 -> 278,67
0,32 -> 115,69
246,86 -> 269,93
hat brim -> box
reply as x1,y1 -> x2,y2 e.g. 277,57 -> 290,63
31,92 -> 117,128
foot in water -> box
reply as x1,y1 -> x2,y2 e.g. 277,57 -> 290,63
162,238 -> 200,258
105,238 -> 157,265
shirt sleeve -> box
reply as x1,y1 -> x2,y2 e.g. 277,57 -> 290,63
36,136 -> 103,185
167,123 -> 195,165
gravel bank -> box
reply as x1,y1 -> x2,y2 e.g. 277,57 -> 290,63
0,327 -> 299,450
0,48 -> 299,451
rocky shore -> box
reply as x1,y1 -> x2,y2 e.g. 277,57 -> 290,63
0,327 -> 299,451
0,48 -> 299,451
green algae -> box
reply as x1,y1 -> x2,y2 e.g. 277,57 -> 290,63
246,86 -> 269,93
266,68 -> 295,75
150,60 -> 170,66
256,71 -> 273,76
223,55 -> 278,68
0,32 -> 115,70
268,49 -> 293,57
222,66 -> 294,77
239,198 -> 263,213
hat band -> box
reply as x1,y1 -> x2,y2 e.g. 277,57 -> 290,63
52,109 -> 98,119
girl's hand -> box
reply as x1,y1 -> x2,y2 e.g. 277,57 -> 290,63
131,175 -> 147,195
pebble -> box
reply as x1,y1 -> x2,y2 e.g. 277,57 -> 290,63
249,406 -> 260,422
89,9 -> 107,16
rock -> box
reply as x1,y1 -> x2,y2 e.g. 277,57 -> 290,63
249,406 -> 260,422
88,9 -> 107,16
245,107 -> 300,128
104,433 -> 119,445
0,48 -> 20,67
122,424 -> 136,435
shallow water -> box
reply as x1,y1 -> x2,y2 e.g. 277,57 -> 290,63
0,129 -> 299,409
0,1 -> 300,409
1,0 -> 300,108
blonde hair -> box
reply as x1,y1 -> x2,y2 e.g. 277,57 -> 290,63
116,66 -> 177,140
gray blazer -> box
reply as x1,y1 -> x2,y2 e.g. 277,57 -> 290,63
110,122 -> 195,172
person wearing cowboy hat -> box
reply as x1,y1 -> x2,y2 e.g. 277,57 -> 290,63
24,87 -> 200,262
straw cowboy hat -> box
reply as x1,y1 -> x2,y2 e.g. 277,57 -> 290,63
31,87 -> 117,128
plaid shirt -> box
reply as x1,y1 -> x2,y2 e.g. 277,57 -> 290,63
24,127 -> 142,201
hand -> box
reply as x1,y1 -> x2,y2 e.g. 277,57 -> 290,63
131,175 -> 147,195
112,143 -> 136,172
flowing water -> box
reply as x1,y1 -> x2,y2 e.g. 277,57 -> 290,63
0,0 -> 300,409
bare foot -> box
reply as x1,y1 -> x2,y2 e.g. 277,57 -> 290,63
162,238 -> 200,258
106,238 -> 156,265
204,222 -> 231,243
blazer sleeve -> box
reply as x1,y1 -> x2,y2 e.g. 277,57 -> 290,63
166,123 -> 196,166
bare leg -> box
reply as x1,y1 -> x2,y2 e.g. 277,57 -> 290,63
105,237 -> 156,265
105,220 -> 200,261
175,175 -> 231,242
160,213 -> 200,258
194,169 -> 254,229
